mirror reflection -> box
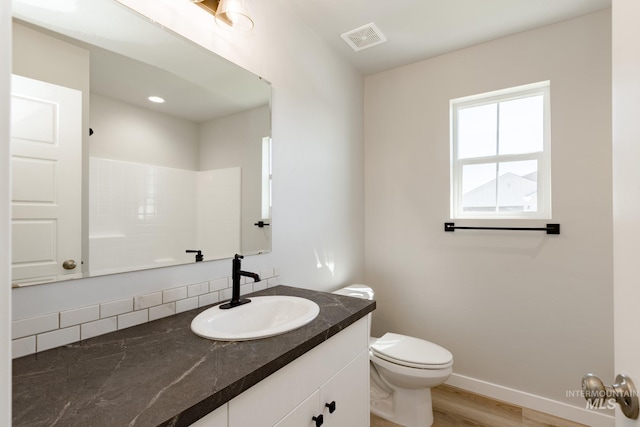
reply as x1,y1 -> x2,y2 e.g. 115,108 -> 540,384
10,0 -> 272,287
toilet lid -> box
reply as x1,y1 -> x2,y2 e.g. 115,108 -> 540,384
371,333 -> 453,368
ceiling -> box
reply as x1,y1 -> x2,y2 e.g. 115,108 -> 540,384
13,0 -> 271,123
12,0 -> 612,120
280,0 -> 612,75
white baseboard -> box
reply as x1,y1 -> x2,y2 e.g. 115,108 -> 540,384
445,373 -> 615,427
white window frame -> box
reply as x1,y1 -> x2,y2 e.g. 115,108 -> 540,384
450,81 -> 551,219
261,136 -> 272,220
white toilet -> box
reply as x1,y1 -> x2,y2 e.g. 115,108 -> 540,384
333,284 -> 453,427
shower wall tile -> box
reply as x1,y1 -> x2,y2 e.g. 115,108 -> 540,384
89,158 -> 198,276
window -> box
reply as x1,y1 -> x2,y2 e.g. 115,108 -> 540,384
261,136 -> 272,220
450,81 -> 551,219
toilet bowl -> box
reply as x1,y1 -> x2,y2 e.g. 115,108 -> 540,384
333,284 -> 453,427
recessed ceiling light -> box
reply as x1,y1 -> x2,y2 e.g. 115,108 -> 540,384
148,96 -> 165,103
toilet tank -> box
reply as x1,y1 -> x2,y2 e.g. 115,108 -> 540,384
332,284 -> 374,337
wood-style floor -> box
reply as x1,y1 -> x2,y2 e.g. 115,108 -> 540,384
370,385 -> 589,427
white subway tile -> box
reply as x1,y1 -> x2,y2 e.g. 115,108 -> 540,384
220,283 -> 253,302
13,313 -> 58,339
199,292 -> 220,307
219,287 -> 232,301
188,282 -> 209,297
101,298 -> 134,318
209,278 -> 228,292
12,336 -> 36,359
134,292 -> 162,310
176,297 -> 199,313
273,267 -> 281,277
260,268 -> 274,280
163,287 -> 187,303
267,277 -> 281,288
241,283 -> 254,295
253,280 -> 268,292
60,305 -> 99,328
149,303 -> 176,321
81,317 -> 117,340
37,326 -> 80,352
118,310 -> 148,330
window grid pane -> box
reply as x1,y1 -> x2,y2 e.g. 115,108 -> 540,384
462,163 -> 496,213
457,103 -> 497,159
498,95 -> 544,156
451,81 -> 550,219
496,160 -> 538,212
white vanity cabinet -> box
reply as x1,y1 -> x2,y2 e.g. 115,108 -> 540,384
194,317 -> 369,427
274,350 -> 369,427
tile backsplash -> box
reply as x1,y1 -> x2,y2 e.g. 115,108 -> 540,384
11,268 -> 280,359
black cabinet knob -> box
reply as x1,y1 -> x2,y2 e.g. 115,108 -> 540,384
325,401 -> 336,414
312,414 -> 324,426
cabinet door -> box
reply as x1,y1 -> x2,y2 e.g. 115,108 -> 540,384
319,349 -> 370,427
190,404 -> 227,427
229,319 -> 368,427
274,390 -> 320,427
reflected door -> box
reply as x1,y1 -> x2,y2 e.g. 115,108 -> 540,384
10,74 -> 82,285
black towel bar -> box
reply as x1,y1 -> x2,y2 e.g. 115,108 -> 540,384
444,222 -> 560,235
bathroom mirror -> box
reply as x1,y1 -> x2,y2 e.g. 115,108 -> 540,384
10,0 -> 272,286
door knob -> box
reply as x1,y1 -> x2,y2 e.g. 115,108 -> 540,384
582,373 -> 639,419
62,259 -> 77,270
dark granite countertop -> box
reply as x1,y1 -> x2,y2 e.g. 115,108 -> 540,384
12,285 -> 375,427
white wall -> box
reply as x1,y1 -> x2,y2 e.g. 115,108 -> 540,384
364,9 -> 612,423
11,0 -> 364,319
12,22 -> 90,93
199,105 -> 271,254
199,105 -> 269,170
90,93 -> 200,171
1,0 -> 12,423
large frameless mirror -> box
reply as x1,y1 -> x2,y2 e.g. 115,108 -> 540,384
10,0 -> 272,287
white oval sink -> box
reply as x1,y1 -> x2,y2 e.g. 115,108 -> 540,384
191,296 -> 320,341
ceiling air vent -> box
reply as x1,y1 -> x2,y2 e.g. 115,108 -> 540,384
340,23 -> 387,52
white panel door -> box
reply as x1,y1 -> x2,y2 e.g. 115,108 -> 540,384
10,74 -> 82,285
613,1 -> 640,426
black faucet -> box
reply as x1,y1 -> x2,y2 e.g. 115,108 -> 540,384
220,254 -> 261,309
185,249 -> 203,262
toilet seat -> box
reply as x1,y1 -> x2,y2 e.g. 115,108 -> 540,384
371,333 -> 453,369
